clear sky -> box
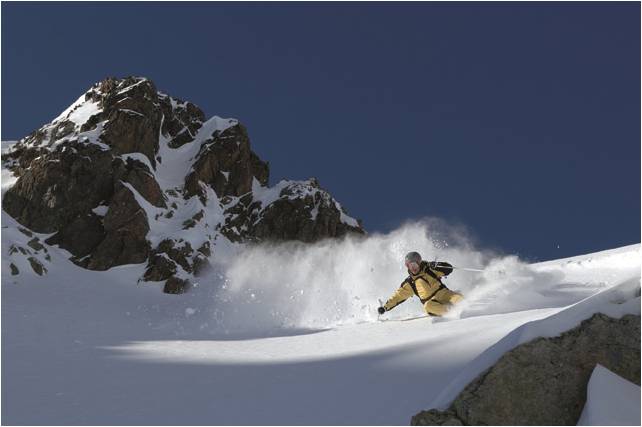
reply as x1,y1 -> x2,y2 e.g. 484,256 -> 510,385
2,2 -> 640,261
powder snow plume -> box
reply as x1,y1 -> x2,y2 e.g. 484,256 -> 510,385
183,218 -> 543,334
178,218 -> 640,336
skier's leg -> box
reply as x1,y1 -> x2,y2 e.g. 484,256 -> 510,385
434,288 -> 463,305
425,289 -> 463,316
447,291 -> 463,304
423,300 -> 449,316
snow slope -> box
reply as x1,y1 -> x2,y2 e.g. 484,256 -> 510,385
2,196 -> 639,426
578,364 -> 641,426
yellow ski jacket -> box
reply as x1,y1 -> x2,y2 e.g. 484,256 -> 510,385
383,261 -> 456,313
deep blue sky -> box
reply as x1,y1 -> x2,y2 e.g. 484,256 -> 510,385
2,2 -> 640,261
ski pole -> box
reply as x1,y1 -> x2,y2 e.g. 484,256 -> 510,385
431,259 -> 485,273
451,265 -> 506,275
451,266 -> 485,273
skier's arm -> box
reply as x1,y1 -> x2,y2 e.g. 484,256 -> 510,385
383,282 -> 414,312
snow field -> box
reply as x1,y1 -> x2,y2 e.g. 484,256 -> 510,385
2,205 -> 639,424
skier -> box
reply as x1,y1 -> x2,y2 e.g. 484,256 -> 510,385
378,251 -> 463,317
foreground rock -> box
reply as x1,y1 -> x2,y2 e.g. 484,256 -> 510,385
411,313 -> 640,426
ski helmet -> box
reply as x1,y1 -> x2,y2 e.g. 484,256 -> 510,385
404,251 -> 422,265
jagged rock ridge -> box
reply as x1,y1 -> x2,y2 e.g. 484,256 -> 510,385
2,76 -> 364,292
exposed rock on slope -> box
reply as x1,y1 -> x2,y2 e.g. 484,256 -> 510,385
221,178 -> 362,243
2,76 -> 364,292
411,313 -> 641,426
184,122 -> 269,201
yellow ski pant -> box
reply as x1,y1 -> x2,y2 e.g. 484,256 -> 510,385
423,288 -> 463,316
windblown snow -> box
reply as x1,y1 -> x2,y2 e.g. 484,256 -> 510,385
1,140 -> 640,425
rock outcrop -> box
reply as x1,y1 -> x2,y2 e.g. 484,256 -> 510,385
2,76 -> 364,291
411,313 -> 641,426
184,123 -> 269,201
220,178 -> 363,243
7,230 -> 52,277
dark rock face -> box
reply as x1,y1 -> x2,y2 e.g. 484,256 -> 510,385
158,93 -> 205,149
144,253 -> 177,282
101,107 -> 161,169
184,123 -> 269,201
2,76 -> 365,293
2,146 -> 161,268
83,78 -> 163,169
10,263 -> 19,275
253,196 -> 360,243
192,254 -> 211,277
411,313 -> 641,426
411,410 -> 462,426
45,213 -> 106,258
3,142 -> 114,234
6,238 -> 52,277
143,238 -> 195,281
163,277 -> 190,294
113,157 -> 166,208
27,257 -> 47,276
221,178 -> 364,243
86,184 -> 151,270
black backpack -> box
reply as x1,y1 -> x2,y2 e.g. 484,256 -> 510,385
428,261 -> 454,277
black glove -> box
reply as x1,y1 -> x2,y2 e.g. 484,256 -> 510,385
378,306 -> 386,315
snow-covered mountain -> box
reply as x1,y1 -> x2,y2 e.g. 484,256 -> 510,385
2,77 -> 363,293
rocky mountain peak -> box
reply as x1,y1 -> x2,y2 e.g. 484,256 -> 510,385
2,76 -> 364,293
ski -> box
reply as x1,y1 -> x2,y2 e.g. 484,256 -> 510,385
378,314 -> 432,323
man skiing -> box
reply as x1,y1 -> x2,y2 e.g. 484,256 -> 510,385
378,252 -> 463,317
